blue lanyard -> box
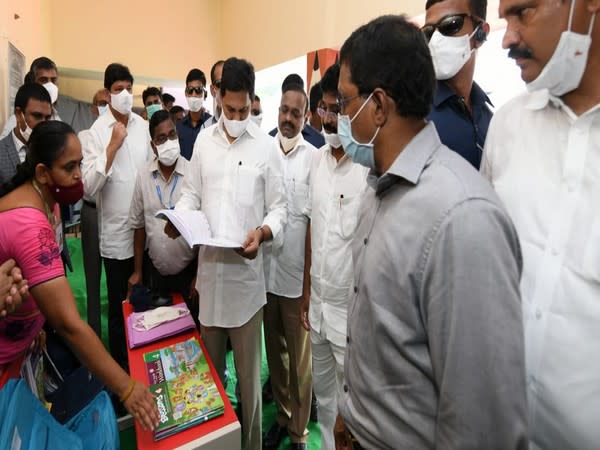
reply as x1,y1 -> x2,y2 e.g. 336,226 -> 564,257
152,171 -> 180,209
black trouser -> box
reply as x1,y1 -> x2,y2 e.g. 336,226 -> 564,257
146,253 -> 199,330
81,200 -> 101,337
103,256 -> 134,371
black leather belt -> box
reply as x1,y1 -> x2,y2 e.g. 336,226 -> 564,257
83,199 -> 96,208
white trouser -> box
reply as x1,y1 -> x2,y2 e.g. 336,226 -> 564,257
311,325 -> 346,450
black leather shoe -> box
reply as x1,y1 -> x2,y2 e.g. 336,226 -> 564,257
263,422 -> 287,450
290,444 -> 307,450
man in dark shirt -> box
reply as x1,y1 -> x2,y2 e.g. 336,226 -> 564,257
422,0 -> 492,169
175,68 -> 212,160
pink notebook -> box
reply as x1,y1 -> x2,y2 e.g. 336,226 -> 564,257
126,304 -> 196,349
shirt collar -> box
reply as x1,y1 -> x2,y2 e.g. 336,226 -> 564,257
275,131 -> 307,156
149,156 -> 186,178
11,129 -> 26,150
324,144 -> 351,165
368,121 -> 440,194
433,80 -> 492,108
524,89 -> 600,120
106,107 -> 140,128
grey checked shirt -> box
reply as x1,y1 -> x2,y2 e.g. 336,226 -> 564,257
339,122 -> 528,450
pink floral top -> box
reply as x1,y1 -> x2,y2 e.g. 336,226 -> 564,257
0,208 -> 64,364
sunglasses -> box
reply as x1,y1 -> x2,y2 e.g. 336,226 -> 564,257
186,87 -> 205,95
421,13 -> 479,42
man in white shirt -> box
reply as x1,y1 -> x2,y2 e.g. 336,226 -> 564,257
78,88 -> 110,337
128,110 -> 197,327
299,63 -> 368,450
262,84 -> 316,450
81,63 -> 150,369
0,83 -> 52,186
166,57 -> 286,450
481,0 -> 600,448
0,57 -> 61,140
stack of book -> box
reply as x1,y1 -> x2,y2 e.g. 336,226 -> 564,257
144,337 -> 225,440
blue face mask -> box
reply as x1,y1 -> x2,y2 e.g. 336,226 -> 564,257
337,92 -> 380,169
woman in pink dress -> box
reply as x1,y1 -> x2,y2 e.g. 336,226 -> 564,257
0,120 -> 159,431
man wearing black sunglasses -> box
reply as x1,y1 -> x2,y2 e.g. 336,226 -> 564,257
176,68 -> 212,160
423,0 -> 492,170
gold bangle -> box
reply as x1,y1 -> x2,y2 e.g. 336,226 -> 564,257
119,378 -> 136,403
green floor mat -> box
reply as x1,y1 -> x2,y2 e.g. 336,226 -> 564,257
66,237 -> 322,449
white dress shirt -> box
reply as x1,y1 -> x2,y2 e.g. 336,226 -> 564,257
81,109 -> 151,260
129,156 -> 194,275
176,119 -> 287,328
263,133 -> 316,299
482,89 -> 600,450
0,108 -> 61,140
304,145 -> 368,347
11,131 -> 27,163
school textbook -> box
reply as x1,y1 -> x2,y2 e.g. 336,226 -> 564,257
155,209 -> 243,248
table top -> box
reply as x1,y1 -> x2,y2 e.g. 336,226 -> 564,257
122,299 -> 239,449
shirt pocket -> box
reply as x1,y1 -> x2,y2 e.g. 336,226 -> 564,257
289,181 -> 309,216
236,166 -> 261,208
336,194 -> 361,240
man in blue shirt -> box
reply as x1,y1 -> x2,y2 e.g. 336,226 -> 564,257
175,68 -> 212,160
422,0 -> 492,169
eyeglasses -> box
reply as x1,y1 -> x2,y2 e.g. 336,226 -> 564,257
153,129 -> 178,145
317,107 -> 338,121
186,86 -> 205,96
336,94 -> 365,114
421,13 -> 479,42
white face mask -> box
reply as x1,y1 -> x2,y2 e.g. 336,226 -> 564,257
278,128 -> 302,152
526,0 -> 596,96
19,112 -> 33,142
186,96 -> 204,112
43,82 -> 59,104
323,129 -> 342,148
222,110 -> 251,138
250,113 -> 263,127
97,105 -> 109,116
132,306 -> 190,331
110,89 -> 133,115
428,28 -> 477,80
156,138 -> 181,166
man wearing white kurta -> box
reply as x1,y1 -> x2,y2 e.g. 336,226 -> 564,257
262,84 -> 316,450
169,57 -> 286,450
82,63 -> 150,369
481,0 -> 600,447
300,64 -> 368,450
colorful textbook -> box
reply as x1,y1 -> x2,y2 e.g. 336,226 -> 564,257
143,337 -> 225,440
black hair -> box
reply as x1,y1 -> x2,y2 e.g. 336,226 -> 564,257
186,69 -> 207,86
149,110 -> 172,139
14,83 -> 52,111
0,121 -> 75,197
339,15 -> 435,120
210,60 -> 225,85
282,83 -> 308,113
309,82 -> 322,113
104,63 -> 134,90
162,93 -> 175,105
170,105 -> 184,114
425,0 -> 487,20
320,64 -> 340,96
282,73 -> 304,91
254,94 -> 261,102
29,57 -> 57,81
220,57 -> 255,100
142,86 -> 162,105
